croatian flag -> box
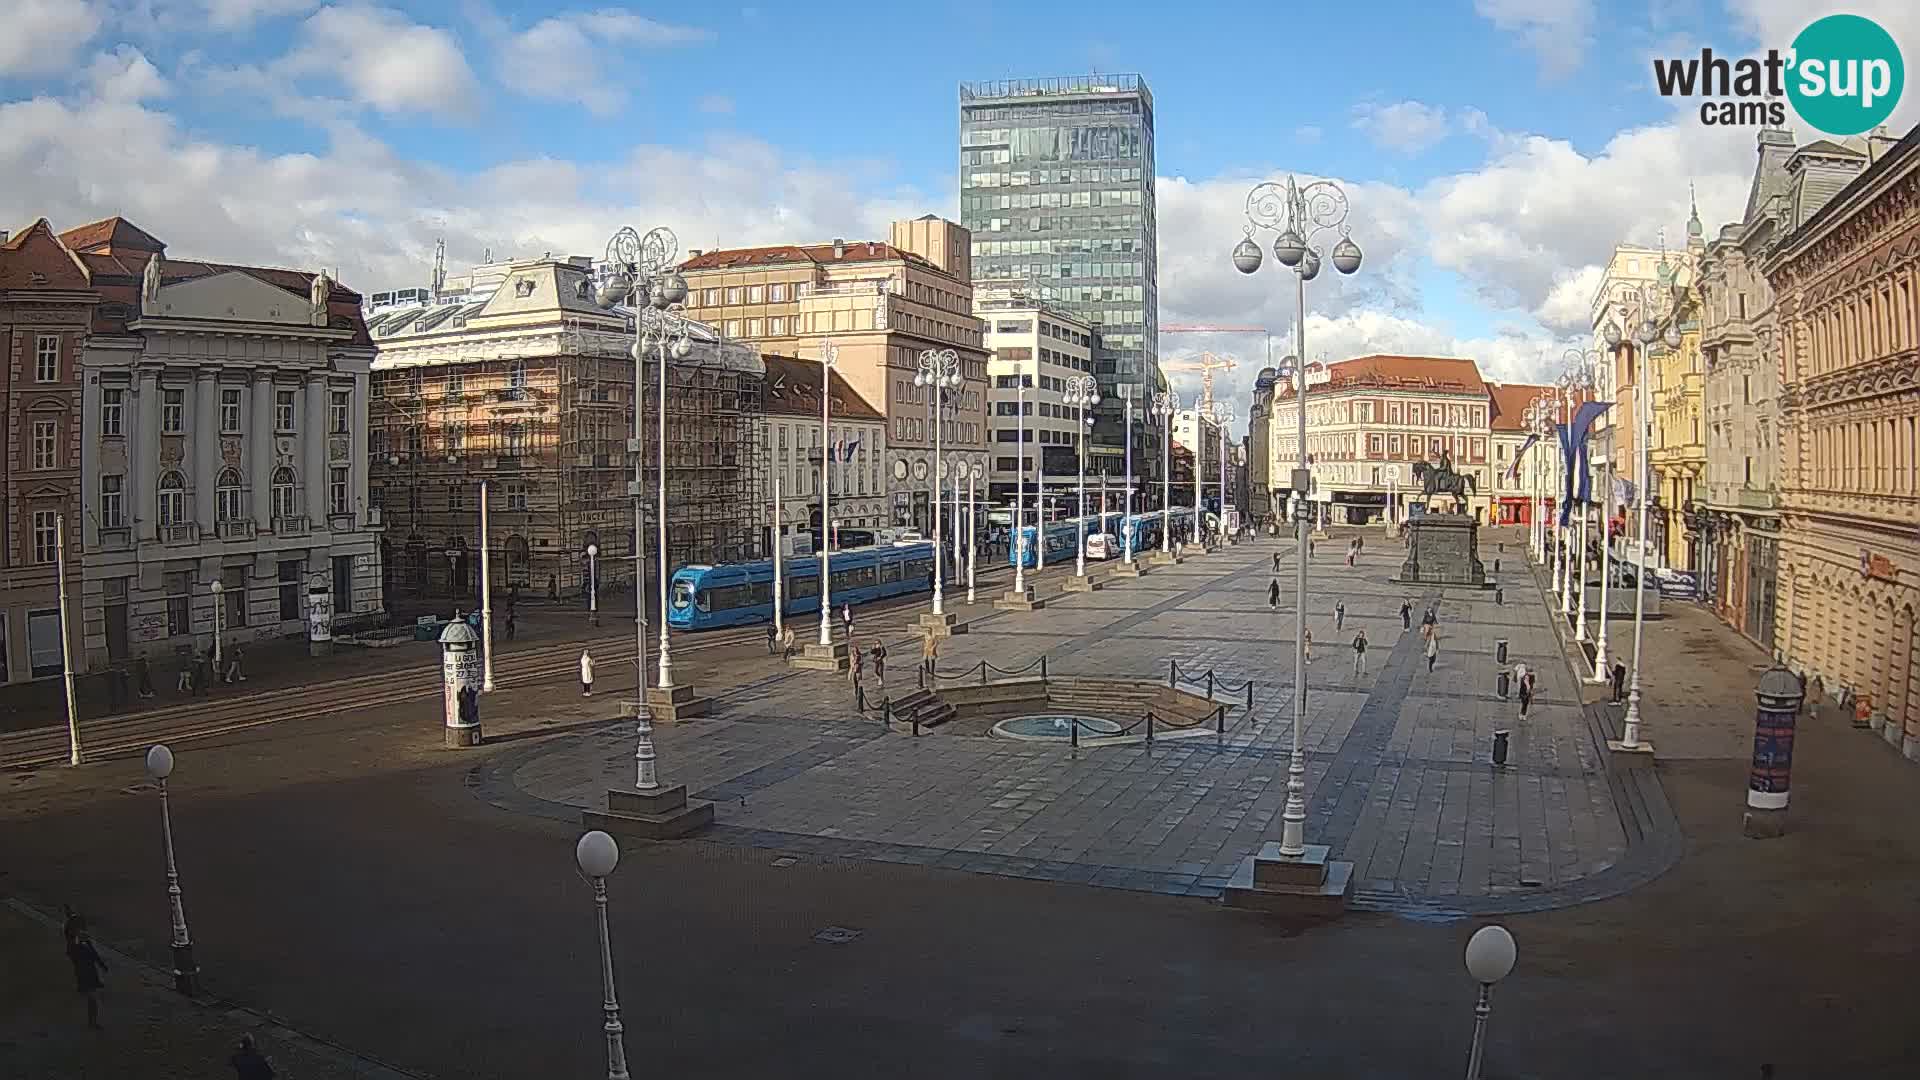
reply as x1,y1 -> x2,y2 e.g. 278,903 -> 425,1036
832,438 -> 862,462
1557,400 -> 1614,526
1508,433 -> 1539,480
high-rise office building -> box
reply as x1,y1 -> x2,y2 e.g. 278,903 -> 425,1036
959,74 -> 1159,473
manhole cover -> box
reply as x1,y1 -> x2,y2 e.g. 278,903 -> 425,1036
813,926 -> 862,944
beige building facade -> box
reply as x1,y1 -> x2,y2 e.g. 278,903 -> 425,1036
679,218 -> 989,535
977,290 -> 1095,508
1765,124 -> 1920,760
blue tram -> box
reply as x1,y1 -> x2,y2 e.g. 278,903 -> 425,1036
1004,510 -> 1200,568
667,542 -> 937,630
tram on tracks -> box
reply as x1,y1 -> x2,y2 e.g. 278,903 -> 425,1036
667,542 -> 937,630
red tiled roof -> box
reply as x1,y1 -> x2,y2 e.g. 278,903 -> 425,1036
680,239 -> 932,273
761,353 -> 883,421
0,218 -> 92,290
1487,382 -> 1554,432
1272,354 -> 1487,401
57,216 -> 167,256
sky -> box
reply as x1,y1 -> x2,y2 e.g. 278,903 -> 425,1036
4,0 -> 1917,438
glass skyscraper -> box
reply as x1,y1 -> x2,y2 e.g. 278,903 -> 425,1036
959,74 -> 1159,456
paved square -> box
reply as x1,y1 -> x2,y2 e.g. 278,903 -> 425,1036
480,532 -> 1657,914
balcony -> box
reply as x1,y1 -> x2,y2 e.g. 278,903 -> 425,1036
218,519 -> 254,541
98,525 -> 131,551
161,522 -> 199,546
273,515 -> 310,537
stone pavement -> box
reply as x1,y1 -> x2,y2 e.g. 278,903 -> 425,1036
479,528 -> 1663,915
0,897 -> 416,1079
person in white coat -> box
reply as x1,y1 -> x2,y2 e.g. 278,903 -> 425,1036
579,650 -> 594,697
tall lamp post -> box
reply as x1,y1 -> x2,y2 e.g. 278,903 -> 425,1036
1234,173 -> 1364,858
966,461 -> 983,603
1152,390 -> 1178,554
1603,286 -> 1678,751
1013,372 -> 1031,595
595,224 -> 690,776
1463,925 -> 1518,1080
915,348 -> 964,617
209,579 -> 225,676
1211,402 -> 1236,542
586,542 -> 599,627
1560,361 -> 1596,638
1121,386 -> 1137,564
574,831 -> 630,1080
143,745 -> 199,996
817,341 -> 839,646
1064,375 -> 1100,578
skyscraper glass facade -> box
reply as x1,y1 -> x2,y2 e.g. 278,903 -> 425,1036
958,75 -> 1158,411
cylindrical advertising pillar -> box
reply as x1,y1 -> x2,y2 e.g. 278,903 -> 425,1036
306,584 -> 334,657
441,620 -> 483,748
1745,665 -> 1804,838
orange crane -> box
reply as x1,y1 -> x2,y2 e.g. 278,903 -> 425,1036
1162,324 -> 1278,412
1159,351 -> 1241,416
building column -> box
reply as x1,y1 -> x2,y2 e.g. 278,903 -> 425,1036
251,371 -> 274,524
136,369 -> 161,541
193,371 -> 218,533
304,373 -> 328,524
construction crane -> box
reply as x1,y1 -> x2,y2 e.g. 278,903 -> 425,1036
1158,350 -> 1241,416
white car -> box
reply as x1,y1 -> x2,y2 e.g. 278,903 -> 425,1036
1084,533 -> 1119,560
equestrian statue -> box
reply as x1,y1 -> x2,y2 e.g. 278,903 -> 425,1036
1412,453 -> 1474,512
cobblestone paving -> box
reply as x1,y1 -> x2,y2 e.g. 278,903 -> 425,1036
485,531 -> 1650,913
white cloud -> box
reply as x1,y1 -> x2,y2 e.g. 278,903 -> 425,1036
697,94 -> 735,115
1352,100 -> 1453,154
0,0 -> 103,77
285,4 -> 482,119
200,0 -> 321,28
496,10 -> 710,116
1474,0 -> 1594,79
86,46 -> 172,103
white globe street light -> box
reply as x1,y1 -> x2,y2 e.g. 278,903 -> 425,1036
1463,924 -> 1518,1080
1151,390 -> 1179,554
144,744 -> 198,996
208,579 -> 224,676
586,542 -> 599,627
914,349 -> 966,617
574,830 -> 630,1080
1063,375 -> 1100,578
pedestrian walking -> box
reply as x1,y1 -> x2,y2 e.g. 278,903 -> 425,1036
1399,599 -> 1412,630
1425,632 -> 1439,672
230,1034 -> 276,1080
175,657 -> 193,694
1351,629 -> 1369,678
1335,600 -> 1346,631
1307,537 -> 1316,559
1267,579 -> 1280,610
1356,536 -> 1365,554
766,623 -> 779,655
504,609 -> 517,641
1303,629 -> 1313,662
1610,661 -> 1627,704
872,642 -> 887,687
66,925 -> 107,1029
1346,539 -> 1357,567
1422,604 -> 1437,629
134,656 -> 154,699
851,645 -> 865,693
842,602 -> 854,641
579,649 -> 594,697
920,634 -> 938,679
1518,669 -> 1535,718
1272,551 -> 1281,573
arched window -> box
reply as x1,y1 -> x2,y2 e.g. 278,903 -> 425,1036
271,466 -> 298,521
157,471 -> 186,526
215,467 -> 244,523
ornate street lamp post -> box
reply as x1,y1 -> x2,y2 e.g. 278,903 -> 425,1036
1063,375 -> 1100,577
595,224 -> 689,784
144,745 -> 199,995
1152,390 -> 1179,553
574,831 -> 629,1080
1211,402 -> 1236,542
1234,173 -> 1363,859
966,460 -> 984,603
1559,363 -> 1596,637
915,348 -> 965,617
1121,386 -> 1137,564
586,542 -> 599,627
1014,372 -> 1032,594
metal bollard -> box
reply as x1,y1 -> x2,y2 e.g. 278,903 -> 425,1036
1494,558 -> 1501,573
1245,681 -> 1254,711
1206,672 -> 1216,699
1041,655 -> 1048,681
1494,587 -> 1503,606
912,713 -> 921,737
1070,718 -> 1079,748
1168,659 -> 1177,688
1216,707 -> 1226,734
1497,671 -> 1510,699
1146,713 -> 1155,745
1496,640 -> 1508,664
1492,729 -> 1510,766
979,660 -> 989,685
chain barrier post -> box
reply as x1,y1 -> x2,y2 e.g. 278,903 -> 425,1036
979,660 -> 988,685
1168,660 -> 1177,688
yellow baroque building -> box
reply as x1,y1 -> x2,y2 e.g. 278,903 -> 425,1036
1765,126 -> 1920,759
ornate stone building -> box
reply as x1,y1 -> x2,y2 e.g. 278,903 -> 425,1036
1696,127 -> 1868,646
1649,211 -> 1708,573
1765,124 -> 1920,760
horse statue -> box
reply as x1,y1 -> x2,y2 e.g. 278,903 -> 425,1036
1413,454 -> 1474,511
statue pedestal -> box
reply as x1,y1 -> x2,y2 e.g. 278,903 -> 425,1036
1391,512 -> 1491,589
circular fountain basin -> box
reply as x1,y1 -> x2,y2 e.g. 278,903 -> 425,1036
991,714 -> 1123,742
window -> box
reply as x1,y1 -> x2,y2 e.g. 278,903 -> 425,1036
703,288 -> 719,305
446,371 -> 465,397
166,570 -> 193,635
769,283 -> 788,302
157,471 -> 186,526
32,335 -> 65,383
506,483 -> 528,511
726,287 -> 743,304
278,560 -> 302,622
31,419 -> 57,469
271,467 -> 297,520
275,390 -> 296,431
507,361 -> 528,400
30,510 -> 58,564
220,388 -> 242,433
330,467 -> 349,515
446,423 -> 465,452
747,319 -> 763,337
449,483 -> 467,511
215,467 -> 244,522
98,474 -> 126,528
725,320 -> 742,338
163,389 -> 185,433
222,565 -> 248,628
28,609 -> 63,678
100,388 -> 124,436
330,390 -> 350,433
747,285 -> 764,303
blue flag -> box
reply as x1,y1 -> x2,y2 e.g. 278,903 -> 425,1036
1558,401 -> 1614,526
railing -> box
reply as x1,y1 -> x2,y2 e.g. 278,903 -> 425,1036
218,519 -> 253,540
1062,705 -> 1228,749
924,654 -> 1049,688
161,523 -> 199,545
272,515 -> 310,537
1167,660 -> 1256,712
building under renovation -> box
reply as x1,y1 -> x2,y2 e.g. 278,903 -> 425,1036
365,253 -> 764,606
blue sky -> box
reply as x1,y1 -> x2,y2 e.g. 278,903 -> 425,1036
3,0 -> 1912,421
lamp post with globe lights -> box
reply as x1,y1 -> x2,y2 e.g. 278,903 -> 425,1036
1563,350 -> 1602,646
574,831 -> 630,1080
1211,402 -> 1235,543
1602,285 -> 1680,753
965,460 -> 984,603
1233,174 -> 1363,860
1063,375 -> 1100,578
1151,390 -> 1178,555
1463,925 -> 1518,1080
1558,366 -> 1595,632
144,744 -> 199,995
594,224 -> 689,773
586,542 -> 599,627
1012,371 -> 1032,596
915,348 -> 965,618
209,579 -> 224,675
